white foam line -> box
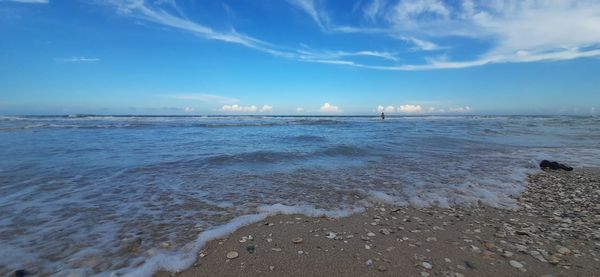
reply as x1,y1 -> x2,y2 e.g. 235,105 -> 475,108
118,204 -> 365,277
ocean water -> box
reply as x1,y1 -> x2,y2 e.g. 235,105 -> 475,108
1,115 -> 599,276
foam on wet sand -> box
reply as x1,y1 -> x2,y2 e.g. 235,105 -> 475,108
156,168 -> 600,277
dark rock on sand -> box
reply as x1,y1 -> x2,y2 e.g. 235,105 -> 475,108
14,269 -> 28,277
246,245 -> 256,254
540,160 -> 573,171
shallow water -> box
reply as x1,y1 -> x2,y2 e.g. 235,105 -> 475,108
1,115 -> 599,276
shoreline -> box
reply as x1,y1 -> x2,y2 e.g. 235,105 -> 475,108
157,168 -> 600,277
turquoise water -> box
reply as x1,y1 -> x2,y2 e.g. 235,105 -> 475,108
1,115 -> 599,276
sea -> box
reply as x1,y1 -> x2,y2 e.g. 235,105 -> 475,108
1,115 -> 599,276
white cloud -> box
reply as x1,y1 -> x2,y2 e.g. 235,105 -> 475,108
294,0 -> 600,69
296,107 -> 304,112
287,0 -> 329,30
448,106 -> 471,113
183,107 -> 194,112
219,104 -> 273,113
319,102 -> 341,113
377,105 -> 396,113
220,104 -> 258,113
104,1 -> 395,68
171,93 -> 239,104
260,105 -> 273,113
54,57 -> 100,63
1,0 -> 48,3
381,0 -> 600,67
363,0 -> 386,22
102,0 -> 600,71
398,104 -> 422,113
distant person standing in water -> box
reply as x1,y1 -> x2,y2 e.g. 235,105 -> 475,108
381,112 -> 385,120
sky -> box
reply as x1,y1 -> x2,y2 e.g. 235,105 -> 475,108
0,0 -> 599,115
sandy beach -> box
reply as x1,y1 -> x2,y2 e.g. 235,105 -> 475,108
157,168 -> 600,277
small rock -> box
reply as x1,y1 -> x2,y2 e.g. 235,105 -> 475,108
379,228 -> 391,235
269,266 -> 275,271
530,250 -> 546,262
421,272 -> 430,277
226,251 -> 239,259
483,242 -> 496,250
271,248 -> 282,252
292,237 -> 304,244
14,270 -> 28,277
464,261 -> 475,269
246,245 -> 255,254
421,262 -> 432,269
377,265 -> 387,272
326,232 -> 337,239
502,251 -> 514,258
366,259 -> 373,266
367,232 -> 376,237
509,260 -> 523,269
556,246 -> 571,255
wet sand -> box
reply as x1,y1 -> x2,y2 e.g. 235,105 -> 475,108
157,168 -> 600,277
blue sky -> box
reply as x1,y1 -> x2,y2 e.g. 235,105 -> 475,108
0,0 -> 599,115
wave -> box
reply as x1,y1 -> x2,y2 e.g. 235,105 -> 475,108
285,134 -> 328,142
287,119 -> 346,125
111,203 -> 364,277
203,151 -> 304,165
318,144 -> 369,157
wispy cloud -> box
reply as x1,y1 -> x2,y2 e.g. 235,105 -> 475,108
103,1 -> 393,66
102,0 -> 600,71
54,56 -> 100,63
1,0 -> 48,3
170,93 -> 239,104
287,0 -> 329,30
288,0 -> 600,68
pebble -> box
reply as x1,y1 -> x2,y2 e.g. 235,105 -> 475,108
379,228 -> 391,235
226,251 -> 239,259
377,265 -> 387,272
292,237 -> 304,244
509,260 -> 523,269
483,242 -> 496,249
367,232 -> 376,237
421,272 -> 430,277
530,250 -> 546,262
502,251 -> 514,258
326,232 -> 337,239
556,246 -> 571,255
271,248 -> 282,252
421,262 -> 432,269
